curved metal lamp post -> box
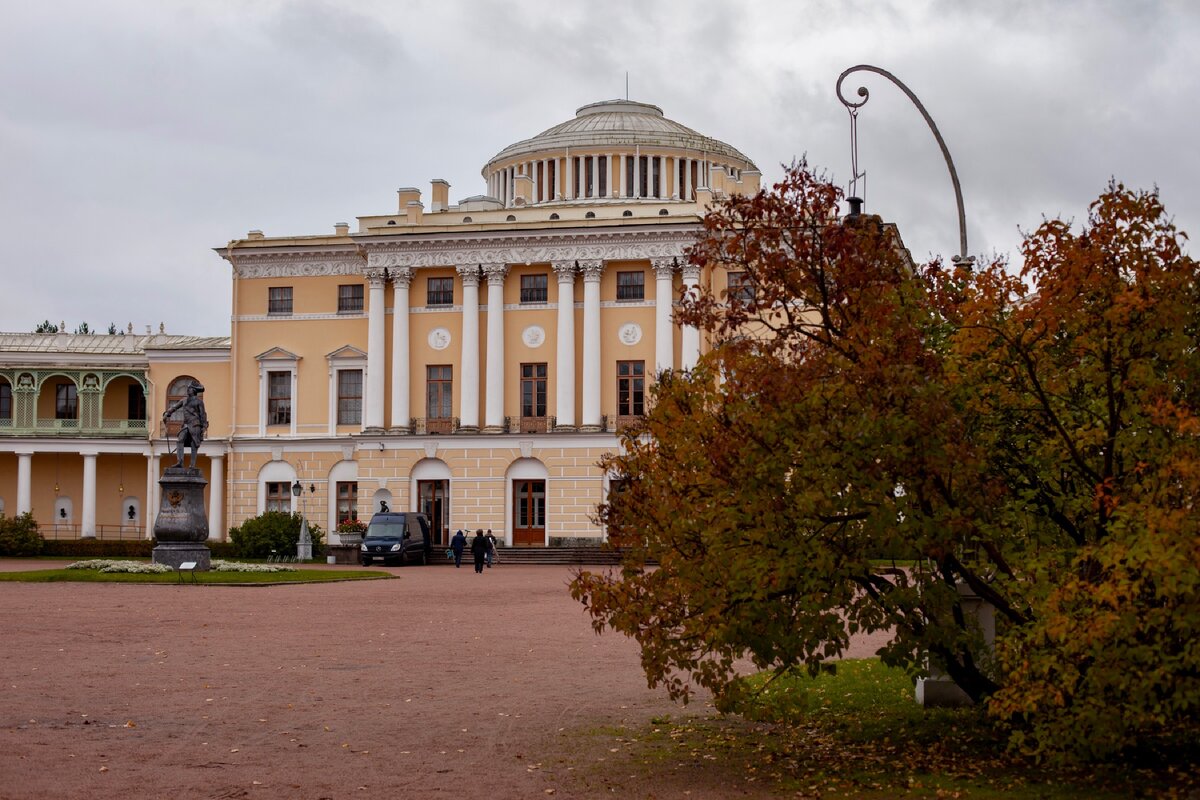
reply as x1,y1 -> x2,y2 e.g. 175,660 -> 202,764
836,64 -> 973,268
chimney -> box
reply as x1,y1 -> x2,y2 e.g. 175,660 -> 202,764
247,230 -> 265,240
334,222 -> 350,236
406,201 -> 424,225
430,179 -> 450,212
397,187 -> 421,213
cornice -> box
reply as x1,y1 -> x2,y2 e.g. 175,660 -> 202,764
223,227 -> 701,279
364,228 -> 698,270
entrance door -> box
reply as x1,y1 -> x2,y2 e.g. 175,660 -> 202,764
418,480 -> 449,546
512,479 -> 546,546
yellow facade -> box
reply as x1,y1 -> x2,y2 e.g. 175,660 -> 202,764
0,99 -> 761,547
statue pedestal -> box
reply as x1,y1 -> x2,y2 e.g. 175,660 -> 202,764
152,467 -> 212,571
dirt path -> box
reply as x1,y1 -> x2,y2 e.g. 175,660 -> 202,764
0,561 -> 891,799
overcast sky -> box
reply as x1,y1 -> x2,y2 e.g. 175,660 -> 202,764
2,0 -> 1195,337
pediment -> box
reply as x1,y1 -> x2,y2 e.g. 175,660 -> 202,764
326,345 -> 367,361
254,346 -> 301,362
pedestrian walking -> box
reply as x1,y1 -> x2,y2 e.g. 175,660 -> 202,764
450,529 -> 467,568
470,529 -> 488,573
485,529 -> 498,567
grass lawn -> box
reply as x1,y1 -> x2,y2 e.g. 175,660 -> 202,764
0,566 -> 388,584
573,659 -> 1198,799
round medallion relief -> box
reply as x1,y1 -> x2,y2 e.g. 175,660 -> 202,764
618,323 -> 642,346
522,325 -> 546,348
428,327 -> 451,351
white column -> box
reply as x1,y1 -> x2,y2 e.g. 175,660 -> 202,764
565,154 -> 574,200
653,258 -> 676,373
684,158 -> 693,200
655,156 -> 663,198
390,268 -> 413,432
619,154 -> 627,198
681,264 -> 702,369
364,269 -> 387,431
483,263 -> 509,431
208,454 -> 224,540
146,453 -> 159,540
609,154 -> 617,197
590,154 -> 598,198
580,259 -> 604,430
458,265 -> 481,430
633,150 -> 641,199
81,451 -> 97,538
16,451 -> 32,514
554,262 -> 577,428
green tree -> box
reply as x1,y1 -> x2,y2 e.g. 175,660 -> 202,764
74,322 -> 91,334
0,513 -> 44,556
34,320 -> 57,333
228,511 -> 324,558
569,163 -> 1200,760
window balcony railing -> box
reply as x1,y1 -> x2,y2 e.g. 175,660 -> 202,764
0,418 -> 149,438
508,415 -> 555,434
412,416 -> 459,435
41,524 -> 146,541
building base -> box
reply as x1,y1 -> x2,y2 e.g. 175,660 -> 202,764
152,542 -> 212,571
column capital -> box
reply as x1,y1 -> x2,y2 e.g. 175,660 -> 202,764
482,262 -> 509,285
651,257 -> 677,278
681,263 -> 702,282
552,261 -> 577,282
456,264 -> 481,287
579,259 -> 604,282
365,267 -> 388,287
390,267 -> 414,289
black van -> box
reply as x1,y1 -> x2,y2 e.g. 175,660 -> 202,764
359,512 -> 432,566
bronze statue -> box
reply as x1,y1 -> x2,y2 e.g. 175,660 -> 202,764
163,381 -> 208,469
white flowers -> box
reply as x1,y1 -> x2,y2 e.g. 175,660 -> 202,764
64,559 -> 297,574
210,560 -> 295,573
66,559 -> 172,574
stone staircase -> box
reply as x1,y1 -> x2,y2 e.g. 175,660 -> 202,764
441,545 -> 625,566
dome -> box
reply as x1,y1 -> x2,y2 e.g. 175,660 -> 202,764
483,100 -> 756,173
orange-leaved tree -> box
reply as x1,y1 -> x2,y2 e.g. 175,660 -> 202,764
569,162 -> 1200,760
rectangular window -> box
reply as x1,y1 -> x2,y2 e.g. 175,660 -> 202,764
727,271 -> 755,304
336,481 -> 358,523
617,361 -> 645,417
56,383 -> 78,420
127,385 -> 146,421
0,382 -> 11,420
521,363 -> 548,417
337,369 -> 362,425
268,286 -> 293,315
427,365 -> 452,419
337,284 -> 364,313
267,371 -> 291,426
616,271 -> 645,301
427,277 -> 454,307
265,481 -> 289,513
520,274 -> 548,304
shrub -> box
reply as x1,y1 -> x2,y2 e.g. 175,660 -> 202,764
228,512 -> 324,559
42,539 -> 154,558
0,513 -> 45,557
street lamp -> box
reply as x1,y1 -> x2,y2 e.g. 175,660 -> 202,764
836,64 -> 974,269
291,479 -> 312,561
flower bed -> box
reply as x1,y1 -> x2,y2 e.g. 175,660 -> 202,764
210,560 -> 296,573
66,559 -> 172,574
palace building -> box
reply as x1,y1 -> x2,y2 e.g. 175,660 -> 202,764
0,99 -> 762,548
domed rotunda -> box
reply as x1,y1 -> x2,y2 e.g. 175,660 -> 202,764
481,100 -> 760,208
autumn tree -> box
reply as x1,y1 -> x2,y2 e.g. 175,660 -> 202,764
569,163 -> 1200,759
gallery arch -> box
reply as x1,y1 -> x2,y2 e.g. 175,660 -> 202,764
412,457 -> 451,546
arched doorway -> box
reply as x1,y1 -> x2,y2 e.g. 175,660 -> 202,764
506,458 -> 548,547
412,458 -> 451,546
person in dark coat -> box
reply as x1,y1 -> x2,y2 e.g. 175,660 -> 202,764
470,529 -> 488,574
450,529 -> 467,568
485,529 -> 498,568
